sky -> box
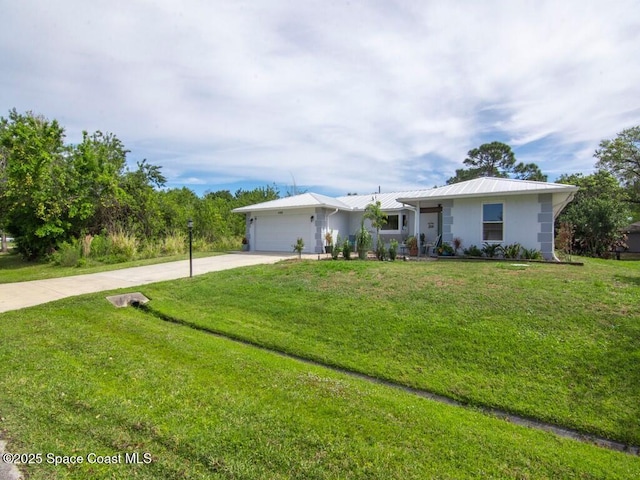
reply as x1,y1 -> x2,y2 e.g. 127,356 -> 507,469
1,1 -> 639,197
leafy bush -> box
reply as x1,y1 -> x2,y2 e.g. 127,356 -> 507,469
463,244 -> 483,257
437,243 -> 455,255
138,241 -> 162,260
521,247 -> 543,260
89,234 -> 110,258
502,243 -> 522,259
51,240 -> 81,267
376,243 -> 386,261
330,235 -> 341,259
193,237 -> 218,252
389,239 -> 398,261
481,242 -> 502,258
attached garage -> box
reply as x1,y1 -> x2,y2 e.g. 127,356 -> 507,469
253,210 -> 315,252
233,193 -> 353,253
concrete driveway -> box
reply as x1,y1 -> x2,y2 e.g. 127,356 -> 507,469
0,253 -> 298,313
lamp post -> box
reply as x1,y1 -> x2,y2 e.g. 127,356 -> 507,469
187,219 -> 193,278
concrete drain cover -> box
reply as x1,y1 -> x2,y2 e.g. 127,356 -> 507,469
106,292 -> 150,308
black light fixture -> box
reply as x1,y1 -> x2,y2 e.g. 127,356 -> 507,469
187,219 -> 193,278
249,217 -> 254,224
310,215 -> 314,223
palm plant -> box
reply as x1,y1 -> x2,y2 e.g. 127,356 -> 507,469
356,220 -> 372,260
363,200 -> 387,251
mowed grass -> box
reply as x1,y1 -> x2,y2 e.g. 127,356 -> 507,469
0,251 -> 222,284
0,295 -> 639,479
143,258 -> 640,446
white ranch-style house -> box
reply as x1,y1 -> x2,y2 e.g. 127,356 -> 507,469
233,177 -> 578,260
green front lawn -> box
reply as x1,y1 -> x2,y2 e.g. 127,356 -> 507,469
142,258 -> 640,445
0,294 -> 638,479
0,251 -> 223,284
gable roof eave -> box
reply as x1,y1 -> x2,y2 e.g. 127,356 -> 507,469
396,177 -> 579,204
232,192 -> 353,213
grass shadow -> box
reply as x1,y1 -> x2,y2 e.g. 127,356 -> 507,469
614,274 -> 640,286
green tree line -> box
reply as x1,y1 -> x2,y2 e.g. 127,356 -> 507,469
0,109 -> 278,260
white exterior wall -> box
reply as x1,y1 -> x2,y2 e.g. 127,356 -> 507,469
325,210 -> 350,247
451,194 -> 541,251
250,207 -> 316,252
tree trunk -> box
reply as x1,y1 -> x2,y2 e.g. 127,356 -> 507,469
1,230 -> 8,253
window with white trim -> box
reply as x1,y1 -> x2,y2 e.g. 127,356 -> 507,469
381,214 -> 399,230
482,203 -> 503,242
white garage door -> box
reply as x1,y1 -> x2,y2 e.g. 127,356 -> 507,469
255,213 -> 315,252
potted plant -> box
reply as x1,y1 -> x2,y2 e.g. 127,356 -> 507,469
241,237 -> 249,251
437,242 -> 455,256
406,236 -> 418,256
324,231 -> 333,254
341,237 -> 352,260
420,233 -> 426,254
355,221 -> 372,260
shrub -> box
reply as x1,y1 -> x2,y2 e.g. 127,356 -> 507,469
555,222 -> 574,261
292,237 -> 304,259
452,237 -> 463,254
521,247 -> 543,260
51,240 -> 81,267
162,231 -> 187,256
193,236 -> 219,252
81,234 -> 93,258
342,238 -> 352,260
437,242 -> 455,256
89,234 -> 110,258
463,244 -> 483,257
482,242 -> 502,258
108,229 -> 138,261
331,235 -> 341,260
389,239 -> 398,261
138,241 -> 162,260
376,243 -> 386,261
502,243 -> 522,259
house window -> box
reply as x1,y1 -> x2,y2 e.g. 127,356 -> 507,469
483,203 -> 503,242
381,214 -> 399,230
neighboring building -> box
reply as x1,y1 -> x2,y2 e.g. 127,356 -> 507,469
623,222 -> 640,253
232,177 -> 578,260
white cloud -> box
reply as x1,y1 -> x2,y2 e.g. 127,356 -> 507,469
1,0 -> 639,194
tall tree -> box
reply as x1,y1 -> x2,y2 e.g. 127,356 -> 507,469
594,126 -> 640,206
463,141 -> 516,177
447,141 -> 547,184
556,171 -> 630,257
68,130 -> 130,234
0,109 -> 71,258
513,162 -> 547,181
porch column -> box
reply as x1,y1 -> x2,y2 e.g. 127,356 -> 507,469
416,200 -> 421,257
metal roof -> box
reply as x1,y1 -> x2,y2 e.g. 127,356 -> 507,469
335,192 -> 408,211
233,177 -> 579,213
396,177 -> 578,203
232,192 -> 351,213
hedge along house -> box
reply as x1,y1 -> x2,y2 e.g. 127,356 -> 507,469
233,177 -> 578,260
